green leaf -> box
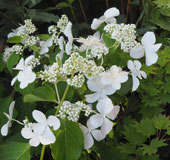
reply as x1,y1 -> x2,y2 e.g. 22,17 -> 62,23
56,2 -> 70,9
123,125 -> 146,145
142,139 -> 167,155
37,34 -> 51,40
103,34 -> 117,48
0,142 -> 30,160
67,0 -> 75,4
7,54 -> 20,73
51,119 -> 84,160
165,63 -> 170,74
118,143 -> 137,154
24,84 -> 57,103
153,114 -> 170,130
28,9 -> 59,23
7,36 -> 22,43
135,118 -> 156,137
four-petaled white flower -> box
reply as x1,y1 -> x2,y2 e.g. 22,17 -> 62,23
127,60 -> 147,91
85,75 -> 115,103
101,65 -> 128,91
89,98 -> 120,135
91,7 -> 120,30
39,38 -> 53,55
80,119 -> 105,149
64,21 -> 73,55
130,32 -> 162,66
21,110 -> 60,147
11,56 -> 36,89
1,101 -> 15,136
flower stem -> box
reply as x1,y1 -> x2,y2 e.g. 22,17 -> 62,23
78,0 -> 88,24
125,0 -> 131,23
70,5 -> 78,24
105,0 -> 109,8
40,145 -> 46,160
54,83 -> 61,103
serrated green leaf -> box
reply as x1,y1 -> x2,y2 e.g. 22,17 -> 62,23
51,119 -> 84,160
0,142 -> 30,160
7,36 -> 22,43
135,118 -> 156,137
67,0 -> 75,4
153,114 -> 170,130
165,63 -> 170,74
118,143 -> 136,154
7,54 -> 20,73
24,84 -> 57,103
123,125 -> 146,145
142,139 -> 167,155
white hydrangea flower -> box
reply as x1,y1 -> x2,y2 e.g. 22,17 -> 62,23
8,19 -> 36,38
85,75 -> 115,103
11,56 -> 36,89
130,32 -> 162,66
39,38 -> 53,55
21,110 -> 60,147
91,7 -> 120,30
127,60 -> 147,91
57,15 -> 69,32
89,97 -> 120,135
101,65 -> 128,91
77,32 -> 109,59
80,119 -> 105,149
1,101 -> 15,136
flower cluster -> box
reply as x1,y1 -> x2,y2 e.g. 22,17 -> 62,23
58,101 -> 92,122
104,23 -> 139,52
3,45 -> 23,62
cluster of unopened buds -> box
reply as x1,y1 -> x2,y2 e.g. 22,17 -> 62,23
1,6 -> 161,150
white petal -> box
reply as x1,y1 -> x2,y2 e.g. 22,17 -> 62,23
33,123 -> 45,135
29,137 -> 40,147
41,126 -> 56,144
11,76 -> 18,86
80,125 -> 88,135
130,45 -> 145,59
47,116 -> 60,130
104,7 -> 120,19
65,40 -> 73,55
1,122 -> 9,136
141,32 -> 156,46
87,79 -> 100,92
7,32 -> 17,38
85,92 -> 100,103
64,22 -> 73,39
107,105 -> 120,120
127,60 -> 134,71
46,38 -> 53,47
96,98 -> 114,115
102,85 -> 116,95
101,72 -> 112,85
151,44 -> 162,52
25,55 -> 34,66
91,18 -> 104,30
134,60 -> 142,70
9,101 -> 15,118
101,117 -> 113,135
58,36 -> 64,50
87,114 -> 103,130
32,110 -> 47,123
84,132 -> 94,149
91,129 -> 106,141
21,127 -> 34,139
105,17 -> 117,24
145,50 -> 158,66
132,75 -> 139,91
39,47 -> 49,55
13,58 -> 25,70
140,71 -> 147,79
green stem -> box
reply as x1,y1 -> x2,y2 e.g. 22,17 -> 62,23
78,0 -> 88,24
40,145 -> 46,160
125,0 -> 131,23
54,83 -> 61,103
105,0 -> 109,8
70,5 -> 78,24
